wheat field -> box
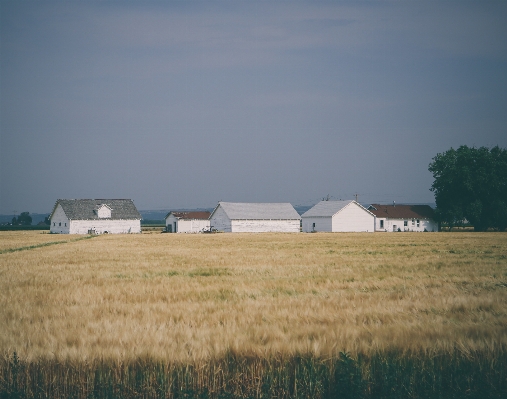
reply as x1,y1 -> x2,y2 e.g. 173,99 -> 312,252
1,231 -> 506,365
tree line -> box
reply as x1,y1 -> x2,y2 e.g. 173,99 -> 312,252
8,212 -> 50,226
5,146 -> 506,232
10,212 -> 33,226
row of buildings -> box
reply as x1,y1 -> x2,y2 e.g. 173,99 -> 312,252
49,199 -> 438,234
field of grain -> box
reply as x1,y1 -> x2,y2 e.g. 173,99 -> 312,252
1,231 -> 506,397
0,231 -> 74,252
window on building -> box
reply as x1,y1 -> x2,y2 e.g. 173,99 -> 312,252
404,220 -> 408,227
59,222 -> 61,226
412,219 -> 415,225
53,222 -> 55,226
417,219 -> 420,227
380,220 -> 384,229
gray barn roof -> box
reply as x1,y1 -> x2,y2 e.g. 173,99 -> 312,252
50,199 -> 141,220
165,211 -> 211,220
216,202 -> 300,220
301,200 -> 372,217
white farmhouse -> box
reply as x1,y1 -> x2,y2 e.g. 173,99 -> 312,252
49,199 -> 141,234
368,204 -> 438,232
209,202 -> 300,233
301,200 -> 375,232
165,211 -> 211,233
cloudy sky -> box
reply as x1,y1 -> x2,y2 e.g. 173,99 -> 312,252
1,1 -> 506,214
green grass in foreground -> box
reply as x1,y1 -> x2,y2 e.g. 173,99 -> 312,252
2,350 -> 506,399
0,235 -> 96,255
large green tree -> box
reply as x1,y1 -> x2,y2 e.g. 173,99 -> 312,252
14,212 -> 32,226
429,145 -> 507,231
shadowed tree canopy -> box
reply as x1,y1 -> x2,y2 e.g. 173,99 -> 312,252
13,212 -> 32,226
429,145 -> 507,231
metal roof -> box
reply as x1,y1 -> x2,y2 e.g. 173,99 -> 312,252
301,200 -> 373,218
50,199 -> 142,220
216,202 -> 300,220
165,211 -> 211,220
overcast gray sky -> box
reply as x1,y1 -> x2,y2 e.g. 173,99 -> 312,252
1,0 -> 506,214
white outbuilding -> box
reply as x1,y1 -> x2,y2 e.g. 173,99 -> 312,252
367,204 -> 438,232
301,200 -> 375,232
209,202 -> 301,233
165,211 -> 211,233
49,199 -> 141,234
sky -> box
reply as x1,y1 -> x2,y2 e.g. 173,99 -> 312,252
1,0 -> 506,214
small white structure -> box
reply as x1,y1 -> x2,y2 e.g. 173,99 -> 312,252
165,211 -> 211,233
49,199 -> 141,234
209,202 -> 300,233
301,200 -> 375,232
368,204 -> 438,232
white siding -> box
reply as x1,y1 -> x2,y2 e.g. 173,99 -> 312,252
69,219 -> 140,234
210,205 -> 232,232
210,204 -> 300,233
175,219 -> 210,233
165,214 -> 178,233
231,219 -> 300,233
302,217 -> 332,232
50,204 -> 70,234
375,218 -> 438,232
302,202 -> 374,232
332,203 -> 374,232
97,205 -> 111,218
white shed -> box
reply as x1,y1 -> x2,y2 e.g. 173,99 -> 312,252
301,200 -> 375,232
49,199 -> 141,234
209,202 -> 301,233
165,211 -> 211,233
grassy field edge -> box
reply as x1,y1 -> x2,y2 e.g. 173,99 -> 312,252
2,349 -> 506,399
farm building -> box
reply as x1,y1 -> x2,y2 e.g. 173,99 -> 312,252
49,199 -> 141,234
209,202 -> 300,233
301,200 -> 375,232
165,211 -> 211,233
367,204 -> 438,232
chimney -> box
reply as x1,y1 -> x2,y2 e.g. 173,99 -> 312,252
393,201 -> 396,207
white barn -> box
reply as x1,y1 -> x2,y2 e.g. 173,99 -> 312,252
368,204 -> 438,232
209,202 -> 301,233
49,199 -> 141,234
301,200 -> 375,232
165,211 -> 211,233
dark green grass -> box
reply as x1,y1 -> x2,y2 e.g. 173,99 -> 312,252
2,350 -> 505,399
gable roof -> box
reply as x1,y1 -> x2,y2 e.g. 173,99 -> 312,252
50,199 -> 141,220
165,211 -> 210,220
301,200 -> 374,218
368,204 -> 435,220
213,202 -> 300,220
